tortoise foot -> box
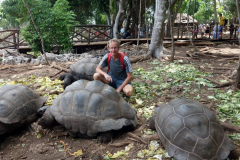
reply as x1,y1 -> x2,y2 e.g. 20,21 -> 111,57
97,131 -> 113,143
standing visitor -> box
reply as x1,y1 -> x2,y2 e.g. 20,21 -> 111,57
213,25 -> 220,39
199,23 -> 202,33
205,24 -> 210,37
201,24 -> 205,38
229,22 -> 234,40
219,14 -> 225,38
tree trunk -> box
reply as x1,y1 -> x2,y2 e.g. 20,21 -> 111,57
105,11 -> 111,25
192,0 -> 196,40
118,0 -> 128,32
169,0 -> 175,62
165,0 -> 182,37
110,0 -> 114,29
137,0 -> 141,51
172,0 -> 183,22
124,2 -> 133,33
186,0 -> 198,52
166,16 -> 171,37
214,0 -> 219,37
145,0 -> 149,48
113,0 -> 126,38
145,0 -> 167,60
21,0 -> 50,65
235,0 -> 240,88
213,0 -> 218,23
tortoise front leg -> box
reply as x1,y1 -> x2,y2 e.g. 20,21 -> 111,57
97,131 -> 113,143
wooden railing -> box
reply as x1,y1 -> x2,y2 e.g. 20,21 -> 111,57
0,25 -> 113,51
0,30 -> 21,51
72,25 -> 113,44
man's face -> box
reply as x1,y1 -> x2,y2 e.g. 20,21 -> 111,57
108,41 -> 119,55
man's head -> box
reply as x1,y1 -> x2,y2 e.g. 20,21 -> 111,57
219,14 -> 222,17
107,38 -> 120,55
230,22 -> 232,24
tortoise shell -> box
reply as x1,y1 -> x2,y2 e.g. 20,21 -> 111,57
49,80 -> 137,137
153,98 -> 234,160
0,84 -> 47,134
70,58 -> 101,80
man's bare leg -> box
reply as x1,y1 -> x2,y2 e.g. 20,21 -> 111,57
94,73 -> 133,97
123,84 -> 133,97
93,73 -> 108,84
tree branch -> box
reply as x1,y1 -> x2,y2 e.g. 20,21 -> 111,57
21,0 -> 50,65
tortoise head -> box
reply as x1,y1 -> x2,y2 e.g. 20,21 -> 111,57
149,103 -> 165,130
149,115 -> 156,130
38,107 -> 55,128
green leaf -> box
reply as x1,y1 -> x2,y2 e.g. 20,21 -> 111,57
37,133 -> 42,139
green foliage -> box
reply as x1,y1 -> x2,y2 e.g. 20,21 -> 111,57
91,0 -> 110,25
222,0 -> 239,20
180,0 -> 201,15
94,13 -> 108,25
91,0 -> 109,14
194,1 -> 214,23
20,0 -> 77,53
131,60 -> 214,106
208,89 -> 240,126
132,60 -> 240,129
67,0 -> 94,24
0,0 -> 23,28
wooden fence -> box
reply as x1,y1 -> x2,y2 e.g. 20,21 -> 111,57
72,25 -> 113,44
0,30 -> 20,51
1,24 -> 239,53
0,25 -> 113,51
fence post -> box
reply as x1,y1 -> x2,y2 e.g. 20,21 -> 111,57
88,27 -> 91,44
13,31 -> 17,49
17,30 -> 19,52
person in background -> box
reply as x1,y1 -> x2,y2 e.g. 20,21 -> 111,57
149,23 -> 152,36
120,27 -> 125,35
237,26 -> 240,37
123,30 -> 131,39
229,22 -> 234,40
205,24 -> 210,37
213,24 -> 220,39
142,24 -> 146,36
192,28 -> 198,39
201,24 -> 205,38
199,23 -> 202,33
219,13 -> 225,38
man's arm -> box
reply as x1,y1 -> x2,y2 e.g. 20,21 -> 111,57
96,65 -> 112,82
116,72 -> 133,93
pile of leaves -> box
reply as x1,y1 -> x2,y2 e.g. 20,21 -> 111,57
130,60 -> 240,127
0,75 -> 63,105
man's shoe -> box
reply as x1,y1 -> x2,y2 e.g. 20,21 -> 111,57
122,93 -> 130,99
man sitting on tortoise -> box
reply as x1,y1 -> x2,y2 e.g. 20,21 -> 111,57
93,38 -> 133,97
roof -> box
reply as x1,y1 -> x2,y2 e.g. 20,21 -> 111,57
165,13 -> 198,24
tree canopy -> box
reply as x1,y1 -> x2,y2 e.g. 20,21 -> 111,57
0,0 -> 238,53
20,0 -> 77,53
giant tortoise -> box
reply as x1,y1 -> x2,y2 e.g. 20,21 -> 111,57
150,98 -> 234,160
38,80 -> 137,142
0,84 -> 47,135
59,58 -> 106,89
